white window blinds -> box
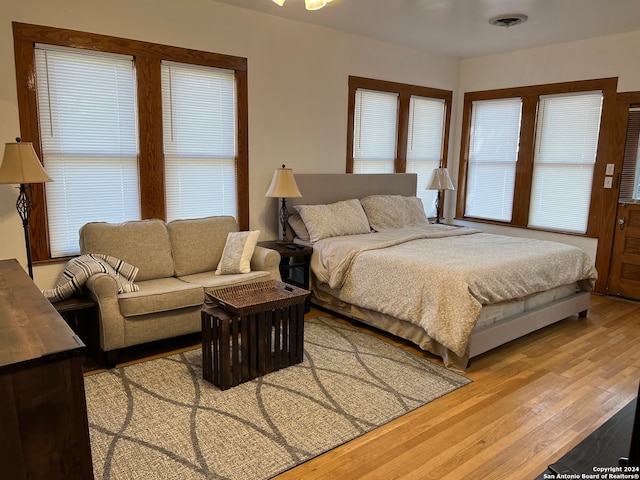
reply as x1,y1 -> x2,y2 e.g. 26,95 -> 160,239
528,91 -> 603,233
406,96 -> 445,217
35,45 -> 140,257
465,98 -> 522,222
161,61 -> 237,222
353,89 -> 398,173
619,109 -> 640,201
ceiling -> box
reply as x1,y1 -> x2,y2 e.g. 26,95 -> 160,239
213,0 -> 640,58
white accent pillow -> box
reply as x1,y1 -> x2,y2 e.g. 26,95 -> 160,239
215,230 -> 260,275
294,199 -> 371,243
360,195 -> 430,231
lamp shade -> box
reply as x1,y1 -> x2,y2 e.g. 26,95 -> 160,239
265,165 -> 302,198
305,0 -> 327,10
0,141 -> 52,184
427,167 -> 454,191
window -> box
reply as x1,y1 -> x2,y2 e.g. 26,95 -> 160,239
406,96 -> 446,216
35,45 -> 141,257
352,89 -> 398,174
13,23 -> 248,261
457,78 -> 616,236
619,108 -> 640,201
529,92 -> 603,233
347,76 -> 452,217
162,61 -> 237,221
465,98 -> 522,222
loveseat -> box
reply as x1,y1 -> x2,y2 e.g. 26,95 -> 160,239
78,216 -> 281,367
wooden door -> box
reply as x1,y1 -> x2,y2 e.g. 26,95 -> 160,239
608,100 -> 640,299
609,203 -> 640,299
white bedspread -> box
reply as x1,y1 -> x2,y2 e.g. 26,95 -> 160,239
311,225 -> 597,357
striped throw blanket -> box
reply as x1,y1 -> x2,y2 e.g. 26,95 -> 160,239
42,253 -> 139,302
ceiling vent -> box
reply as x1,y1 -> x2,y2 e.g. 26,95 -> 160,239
489,14 -> 528,28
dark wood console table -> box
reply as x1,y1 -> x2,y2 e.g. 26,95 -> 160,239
0,259 -> 94,479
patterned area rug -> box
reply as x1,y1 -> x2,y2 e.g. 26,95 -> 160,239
85,316 -> 470,480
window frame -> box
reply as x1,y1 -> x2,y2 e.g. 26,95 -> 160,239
456,77 -> 617,237
12,22 -> 249,264
346,76 -> 452,174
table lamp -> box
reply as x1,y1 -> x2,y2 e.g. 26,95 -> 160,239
265,164 -> 302,243
427,167 -> 454,224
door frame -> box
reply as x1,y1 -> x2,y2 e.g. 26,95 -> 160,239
601,92 -> 640,294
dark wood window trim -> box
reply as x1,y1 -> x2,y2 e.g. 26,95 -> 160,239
455,77 -> 618,239
12,22 -> 249,264
346,76 -> 453,173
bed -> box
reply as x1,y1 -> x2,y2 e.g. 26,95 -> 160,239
286,173 -> 596,369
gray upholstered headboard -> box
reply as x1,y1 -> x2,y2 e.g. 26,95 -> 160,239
287,173 -> 417,213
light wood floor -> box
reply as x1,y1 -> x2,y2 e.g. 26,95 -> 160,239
273,294 -> 640,480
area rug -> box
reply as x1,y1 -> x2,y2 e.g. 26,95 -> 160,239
84,316 -> 470,480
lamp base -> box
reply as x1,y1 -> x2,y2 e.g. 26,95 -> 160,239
434,190 -> 443,224
16,184 -> 34,279
278,198 -> 290,243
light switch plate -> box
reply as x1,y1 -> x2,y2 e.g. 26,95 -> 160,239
606,163 -> 615,175
604,176 -> 613,188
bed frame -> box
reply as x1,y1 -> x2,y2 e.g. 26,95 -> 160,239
288,173 -> 591,366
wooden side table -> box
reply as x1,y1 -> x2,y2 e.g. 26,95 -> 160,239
257,240 -> 312,290
202,280 -> 310,390
53,296 -> 99,371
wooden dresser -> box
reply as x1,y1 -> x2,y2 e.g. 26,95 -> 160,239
0,259 -> 94,479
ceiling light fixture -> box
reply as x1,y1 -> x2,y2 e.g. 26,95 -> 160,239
272,0 -> 333,11
489,13 -> 528,28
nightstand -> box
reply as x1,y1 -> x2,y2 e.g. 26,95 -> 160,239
257,241 -> 312,291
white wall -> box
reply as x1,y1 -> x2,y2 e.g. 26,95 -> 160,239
0,0 -> 459,287
3,1 -> 640,287
447,29 -> 640,262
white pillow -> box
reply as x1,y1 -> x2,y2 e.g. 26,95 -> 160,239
215,230 -> 260,275
360,195 -> 430,231
294,199 -> 371,243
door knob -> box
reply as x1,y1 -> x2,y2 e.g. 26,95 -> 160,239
619,216 -> 626,230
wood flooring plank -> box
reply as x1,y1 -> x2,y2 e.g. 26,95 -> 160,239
274,295 -> 640,480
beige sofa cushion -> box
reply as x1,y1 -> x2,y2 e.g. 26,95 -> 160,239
117,277 -> 203,318
180,270 -> 271,294
168,216 -> 238,277
79,219 -> 174,281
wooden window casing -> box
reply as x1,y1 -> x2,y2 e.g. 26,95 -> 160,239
346,76 -> 452,174
456,77 -> 617,238
12,22 -> 249,264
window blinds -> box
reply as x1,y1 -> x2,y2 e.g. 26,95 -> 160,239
406,96 -> 445,217
618,109 -> 640,201
528,91 -> 603,233
352,89 -> 398,173
161,61 -> 237,221
465,98 -> 522,222
35,45 -> 140,257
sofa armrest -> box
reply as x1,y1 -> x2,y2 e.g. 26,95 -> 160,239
251,246 -> 282,281
84,273 -> 126,351
85,272 -> 118,298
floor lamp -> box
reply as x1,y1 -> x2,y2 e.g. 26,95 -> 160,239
265,164 -> 302,244
0,138 -> 52,279
426,167 -> 454,224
